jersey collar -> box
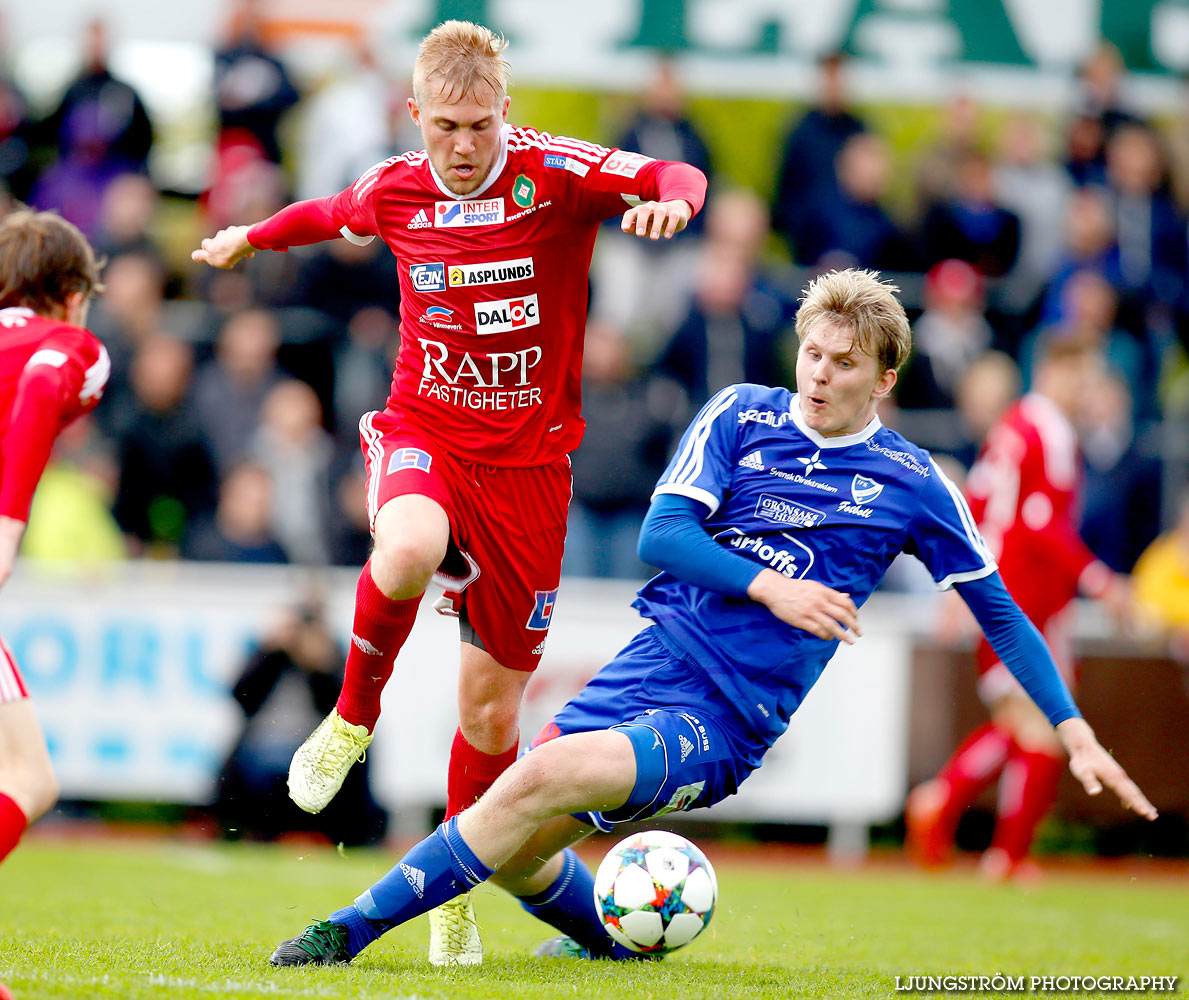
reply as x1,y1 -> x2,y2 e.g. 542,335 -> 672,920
427,123 -> 511,200
789,393 -> 883,448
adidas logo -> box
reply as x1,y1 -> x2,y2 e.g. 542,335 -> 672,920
532,640 -> 547,655
352,633 -> 382,656
407,208 -> 431,229
679,734 -> 695,762
739,450 -> 764,471
401,863 -> 426,898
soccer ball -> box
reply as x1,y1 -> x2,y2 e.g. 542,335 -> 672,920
593,830 -> 717,954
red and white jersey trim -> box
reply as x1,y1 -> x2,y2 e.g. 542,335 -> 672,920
0,637 -> 28,703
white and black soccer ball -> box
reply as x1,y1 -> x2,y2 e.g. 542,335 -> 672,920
593,830 -> 717,954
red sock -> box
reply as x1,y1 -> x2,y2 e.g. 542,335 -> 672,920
445,728 -> 519,819
991,747 -> 1063,863
934,722 -> 1013,833
335,562 -> 421,731
0,792 -> 29,863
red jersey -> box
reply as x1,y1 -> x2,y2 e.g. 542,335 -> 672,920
252,126 -> 704,466
964,392 -> 1103,621
0,307 -> 109,522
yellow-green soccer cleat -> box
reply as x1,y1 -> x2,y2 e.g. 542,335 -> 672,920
287,709 -> 373,814
428,891 -> 483,966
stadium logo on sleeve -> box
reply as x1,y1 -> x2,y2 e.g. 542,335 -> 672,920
448,257 -> 535,287
755,494 -> 826,528
543,153 -> 589,177
600,150 -> 653,178
474,294 -> 540,334
409,262 -> 446,292
512,173 -> 536,208
435,198 -> 505,227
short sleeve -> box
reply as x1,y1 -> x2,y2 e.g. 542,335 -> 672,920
906,458 -> 998,590
651,386 -> 741,515
329,156 -> 394,241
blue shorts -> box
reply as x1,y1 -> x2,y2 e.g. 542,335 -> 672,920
529,626 -> 766,831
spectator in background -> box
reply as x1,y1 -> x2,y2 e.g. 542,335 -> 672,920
192,308 -> 284,474
213,0 -> 300,166
1063,41 -> 1141,188
1038,186 -> 1123,328
181,461 -> 287,564
771,51 -> 866,263
921,149 -> 1020,278
331,306 -> 398,449
564,322 -> 687,579
215,597 -> 387,844
589,57 -> 711,354
656,237 -> 792,404
1132,489 -> 1189,659
92,172 -> 162,263
296,38 -> 398,203
913,93 -> 981,220
993,112 -> 1073,327
113,334 -> 217,554
22,416 -> 125,572
0,20 -> 35,203
250,379 -> 334,566
1101,124 -> 1185,355
327,456 -> 373,567
31,18 -> 153,237
1079,368 -> 1162,573
898,259 -> 994,411
798,132 -> 915,271
949,351 -> 1021,470
291,236 -> 402,325
1021,270 -> 1145,409
86,250 -> 169,435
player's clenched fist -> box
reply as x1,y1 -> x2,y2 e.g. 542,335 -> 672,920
621,199 -> 692,241
747,569 -> 863,644
191,225 -> 256,270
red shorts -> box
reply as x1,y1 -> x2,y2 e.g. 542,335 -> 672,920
359,409 -> 570,671
975,602 -> 1076,707
0,637 -> 29,704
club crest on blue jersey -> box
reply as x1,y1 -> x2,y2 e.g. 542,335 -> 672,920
527,588 -> 559,630
387,448 -> 432,474
851,475 -> 884,505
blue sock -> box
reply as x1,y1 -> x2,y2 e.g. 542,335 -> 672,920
518,848 -> 638,960
330,816 -> 493,956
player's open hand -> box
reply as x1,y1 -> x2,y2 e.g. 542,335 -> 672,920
747,569 -> 862,644
621,199 -> 692,241
1057,717 -> 1158,820
191,225 -> 256,269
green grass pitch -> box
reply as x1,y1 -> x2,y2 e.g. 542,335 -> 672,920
1,838 -> 1185,999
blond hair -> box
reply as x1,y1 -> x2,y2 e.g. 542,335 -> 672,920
795,268 -> 912,374
413,20 -> 509,106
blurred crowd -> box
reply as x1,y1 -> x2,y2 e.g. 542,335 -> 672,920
4,10 -> 1188,639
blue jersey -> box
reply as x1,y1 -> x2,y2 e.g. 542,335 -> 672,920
634,383 -> 997,747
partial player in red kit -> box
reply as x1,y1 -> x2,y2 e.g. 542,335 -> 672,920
907,339 -> 1131,880
0,210 -> 109,870
193,20 -> 707,964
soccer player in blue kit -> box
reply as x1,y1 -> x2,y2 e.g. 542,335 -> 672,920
270,268 -> 1156,966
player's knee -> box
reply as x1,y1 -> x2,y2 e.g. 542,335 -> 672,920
459,698 -> 520,753
9,759 -> 58,822
370,529 -> 442,594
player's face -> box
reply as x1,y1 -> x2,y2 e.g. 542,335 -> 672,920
795,319 -> 896,437
410,83 -> 510,196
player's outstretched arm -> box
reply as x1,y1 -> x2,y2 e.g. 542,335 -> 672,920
621,199 -> 693,241
1056,717 -> 1158,820
191,225 -> 256,270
